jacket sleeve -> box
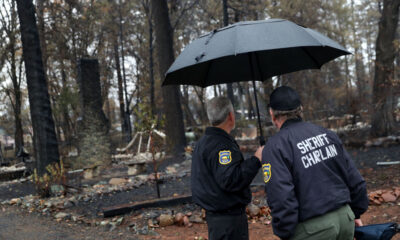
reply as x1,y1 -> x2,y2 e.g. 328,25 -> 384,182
212,145 -> 261,192
263,141 -> 298,240
342,146 -> 369,218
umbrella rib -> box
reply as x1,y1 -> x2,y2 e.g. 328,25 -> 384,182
301,47 -> 322,69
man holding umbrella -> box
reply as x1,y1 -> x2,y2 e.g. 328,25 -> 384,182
191,96 -> 264,240
261,86 -> 369,240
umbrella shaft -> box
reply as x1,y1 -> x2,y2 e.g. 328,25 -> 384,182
252,80 -> 265,145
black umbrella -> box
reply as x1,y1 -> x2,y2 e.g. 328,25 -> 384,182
163,19 -> 350,144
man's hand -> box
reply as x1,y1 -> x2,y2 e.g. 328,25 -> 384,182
254,146 -> 264,161
355,219 -> 363,227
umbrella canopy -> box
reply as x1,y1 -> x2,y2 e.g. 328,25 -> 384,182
163,19 -> 350,145
163,19 -> 350,87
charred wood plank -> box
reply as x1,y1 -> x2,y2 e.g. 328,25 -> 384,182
102,195 -> 192,218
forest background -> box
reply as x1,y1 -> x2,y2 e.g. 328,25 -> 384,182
0,0 -> 399,173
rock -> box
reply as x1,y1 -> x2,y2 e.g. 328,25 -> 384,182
166,166 -> 177,174
189,214 -> 204,224
382,192 -> 397,202
116,217 -> 124,226
100,220 -> 110,226
183,216 -> 192,227
138,226 -> 149,235
148,219 -> 158,228
63,201 -> 74,208
247,203 -> 260,217
10,198 -> 21,206
159,214 -> 174,227
109,178 -> 128,185
83,196 -> 91,202
174,213 -> 185,225
109,222 -> 117,232
50,184 -> 65,196
55,212 -> 71,220
393,188 -> 400,197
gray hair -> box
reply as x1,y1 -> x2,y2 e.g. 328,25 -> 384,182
270,105 -> 303,120
206,97 -> 234,126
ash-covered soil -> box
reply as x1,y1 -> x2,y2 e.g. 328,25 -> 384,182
71,177 -> 191,218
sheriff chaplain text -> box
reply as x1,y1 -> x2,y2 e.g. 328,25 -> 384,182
296,133 -> 338,169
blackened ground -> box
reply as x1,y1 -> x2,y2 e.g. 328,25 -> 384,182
71,177 -> 191,218
0,181 -> 35,202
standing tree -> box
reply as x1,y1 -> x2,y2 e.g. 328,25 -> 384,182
371,0 -> 400,137
15,0 -> 60,174
222,0 -> 235,107
151,0 -> 186,156
0,0 -> 24,154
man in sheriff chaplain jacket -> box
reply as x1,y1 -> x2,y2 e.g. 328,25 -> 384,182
262,86 -> 369,240
191,96 -> 264,240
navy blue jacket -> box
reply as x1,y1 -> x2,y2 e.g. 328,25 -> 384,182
262,118 -> 368,239
191,127 -> 261,212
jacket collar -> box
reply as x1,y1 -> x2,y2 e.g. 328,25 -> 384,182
281,117 -> 302,130
205,127 -> 236,143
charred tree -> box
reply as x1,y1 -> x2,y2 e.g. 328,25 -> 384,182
114,42 -> 130,143
118,1 -> 132,142
222,0 -> 235,107
3,0 -> 24,154
15,0 -> 59,175
371,0 -> 400,137
151,0 -> 186,156
77,59 -> 111,170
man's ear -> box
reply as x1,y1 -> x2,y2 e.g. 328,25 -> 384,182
229,111 -> 234,121
269,108 -> 275,122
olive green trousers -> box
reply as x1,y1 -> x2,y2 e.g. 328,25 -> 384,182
290,205 -> 355,240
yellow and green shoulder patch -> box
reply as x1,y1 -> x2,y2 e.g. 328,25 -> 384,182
219,150 -> 232,165
262,163 -> 271,183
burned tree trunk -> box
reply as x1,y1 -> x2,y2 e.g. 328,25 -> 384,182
371,0 -> 400,137
16,0 -> 59,175
151,0 -> 186,156
114,42 -> 129,143
77,59 -> 111,169
222,0 -> 235,107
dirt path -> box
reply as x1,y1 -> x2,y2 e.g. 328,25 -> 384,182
0,206 -> 137,240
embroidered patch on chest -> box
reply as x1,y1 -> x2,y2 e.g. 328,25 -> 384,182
262,163 -> 271,183
219,150 -> 232,165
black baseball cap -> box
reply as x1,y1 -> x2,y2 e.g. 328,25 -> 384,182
269,86 -> 301,111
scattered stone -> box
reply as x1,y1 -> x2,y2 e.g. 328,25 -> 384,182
100,220 -> 110,226
166,166 -> 177,174
183,215 -> 192,227
109,178 -> 128,185
115,217 -> 124,226
10,198 -> 22,206
50,184 -> 65,196
189,214 -> 204,224
63,201 -> 74,208
247,203 -> 260,217
109,222 -> 117,232
174,213 -> 185,225
381,192 -> 397,203
55,212 -> 71,220
159,214 -> 174,227
148,219 -> 158,228
138,226 -> 149,235
83,196 -> 91,202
